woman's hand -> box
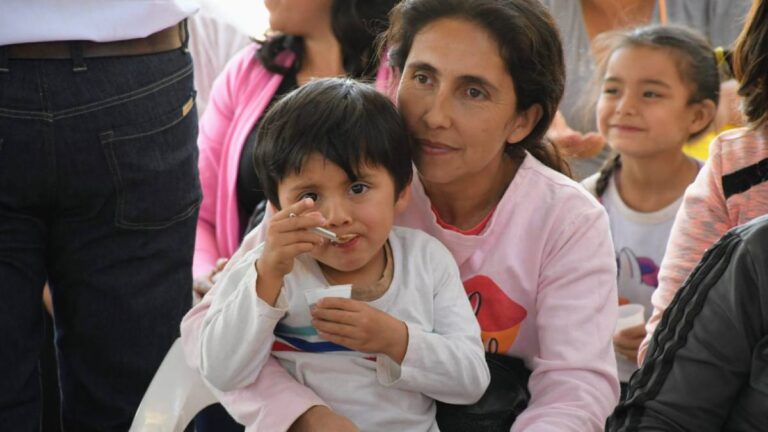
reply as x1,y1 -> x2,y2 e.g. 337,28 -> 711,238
288,406 -> 359,432
192,257 -> 229,299
613,323 -> 647,364
547,110 -> 606,159
311,297 -> 409,363
256,198 -> 327,305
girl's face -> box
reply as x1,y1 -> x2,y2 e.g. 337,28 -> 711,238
277,153 -> 410,285
596,46 -> 714,159
264,0 -> 333,37
397,18 -> 539,187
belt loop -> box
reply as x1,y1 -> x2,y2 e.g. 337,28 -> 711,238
0,46 -> 9,73
70,41 -> 87,72
180,19 -> 190,53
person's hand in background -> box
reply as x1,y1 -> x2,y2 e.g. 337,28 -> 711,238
192,257 -> 229,302
548,110 -> 606,159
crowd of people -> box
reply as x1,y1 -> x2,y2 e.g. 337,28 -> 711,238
1,0 -> 766,431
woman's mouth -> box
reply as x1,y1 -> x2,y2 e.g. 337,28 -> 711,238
419,139 -> 456,155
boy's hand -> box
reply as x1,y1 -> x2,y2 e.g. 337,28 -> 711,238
613,324 -> 646,363
311,298 -> 408,364
256,198 -> 327,305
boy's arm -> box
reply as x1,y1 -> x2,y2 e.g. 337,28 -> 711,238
375,242 -> 491,405
185,245 -> 287,391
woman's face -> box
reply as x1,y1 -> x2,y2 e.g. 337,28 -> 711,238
265,0 -> 334,37
397,18 -> 538,186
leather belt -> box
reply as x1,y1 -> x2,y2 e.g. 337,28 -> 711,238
3,24 -> 184,59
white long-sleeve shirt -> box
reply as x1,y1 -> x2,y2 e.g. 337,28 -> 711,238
191,226 -> 490,431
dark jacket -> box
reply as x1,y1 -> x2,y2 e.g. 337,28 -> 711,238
607,214 -> 768,431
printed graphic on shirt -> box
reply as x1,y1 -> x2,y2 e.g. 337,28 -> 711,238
464,275 -> 528,354
616,248 -> 659,305
272,322 -> 355,354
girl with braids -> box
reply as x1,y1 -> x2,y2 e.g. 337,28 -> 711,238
581,25 -> 719,395
638,0 -> 768,364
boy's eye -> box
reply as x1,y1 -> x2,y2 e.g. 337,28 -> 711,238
349,183 -> 369,195
602,87 -> 619,95
643,90 -> 661,98
299,192 -> 318,202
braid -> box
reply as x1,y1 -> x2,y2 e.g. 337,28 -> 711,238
595,153 -> 622,197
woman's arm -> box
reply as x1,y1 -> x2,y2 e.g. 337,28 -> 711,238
192,47 -> 248,279
512,206 -> 619,432
639,139 -> 730,363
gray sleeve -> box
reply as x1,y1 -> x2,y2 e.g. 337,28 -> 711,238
607,219 -> 768,431
706,0 -> 752,48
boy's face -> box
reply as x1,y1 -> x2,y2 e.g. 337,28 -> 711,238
278,153 -> 411,284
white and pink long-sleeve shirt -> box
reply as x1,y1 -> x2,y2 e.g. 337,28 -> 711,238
182,153 -> 619,431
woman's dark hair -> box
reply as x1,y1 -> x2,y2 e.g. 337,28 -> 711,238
593,25 -> 721,197
257,1 -> 398,79
254,78 -> 413,208
383,0 -> 570,176
732,0 -> 768,127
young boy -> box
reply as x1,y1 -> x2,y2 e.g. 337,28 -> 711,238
181,78 -> 489,431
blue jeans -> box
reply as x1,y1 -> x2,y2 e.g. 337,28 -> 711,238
0,48 -> 200,431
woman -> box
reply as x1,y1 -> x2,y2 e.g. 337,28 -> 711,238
192,0 -> 397,298
182,1 -> 619,430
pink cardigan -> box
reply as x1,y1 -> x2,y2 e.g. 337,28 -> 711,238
193,44 -> 394,278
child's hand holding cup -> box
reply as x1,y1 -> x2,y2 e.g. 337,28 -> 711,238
613,304 -> 647,364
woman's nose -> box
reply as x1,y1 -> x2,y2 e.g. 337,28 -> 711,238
423,90 -> 453,129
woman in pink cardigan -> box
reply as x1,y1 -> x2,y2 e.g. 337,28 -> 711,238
639,0 -> 768,363
192,0 -> 397,298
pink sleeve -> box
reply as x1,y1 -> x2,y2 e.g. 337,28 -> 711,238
512,206 -> 620,432
180,269 -> 325,431
638,138 -> 731,363
192,48 -> 248,278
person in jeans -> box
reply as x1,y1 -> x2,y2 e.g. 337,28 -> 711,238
0,2 -> 201,431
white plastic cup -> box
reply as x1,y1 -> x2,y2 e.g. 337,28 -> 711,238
304,284 -> 352,309
615,304 -> 646,333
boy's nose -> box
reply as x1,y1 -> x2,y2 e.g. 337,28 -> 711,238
324,200 -> 353,227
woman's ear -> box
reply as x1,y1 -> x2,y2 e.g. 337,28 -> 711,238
394,183 -> 412,214
688,99 -> 717,136
507,104 -> 543,144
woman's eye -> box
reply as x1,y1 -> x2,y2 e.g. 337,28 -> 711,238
414,73 -> 430,85
467,87 -> 486,99
643,91 -> 661,98
299,192 -> 318,202
349,183 -> 369,195
602,87 -> 618,95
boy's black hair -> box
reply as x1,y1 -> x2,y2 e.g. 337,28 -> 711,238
254,77 -> 413,208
